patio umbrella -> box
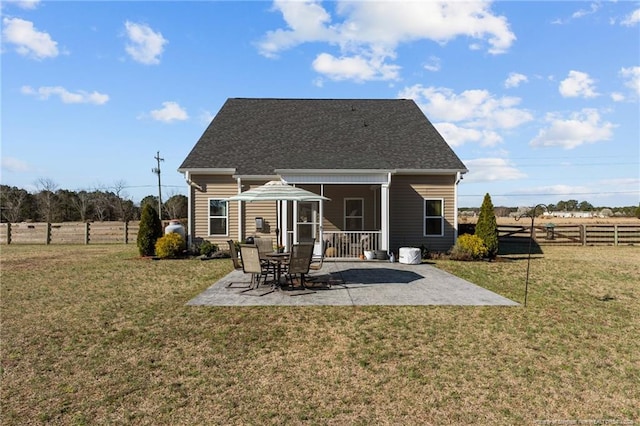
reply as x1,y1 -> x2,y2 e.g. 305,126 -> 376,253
225,180 -> 330,247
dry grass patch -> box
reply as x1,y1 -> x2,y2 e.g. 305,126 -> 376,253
1,245 -> 638,425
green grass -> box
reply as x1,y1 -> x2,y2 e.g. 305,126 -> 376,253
1,244 -> 638,425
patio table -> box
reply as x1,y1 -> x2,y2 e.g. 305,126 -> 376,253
265,252 -> 290,288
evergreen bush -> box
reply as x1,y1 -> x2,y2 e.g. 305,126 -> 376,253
450,234 -> 488,261
137,204 -> 163,257
155,233 -> 185,259
475,193 -> 499,258
199,240 -> 218,257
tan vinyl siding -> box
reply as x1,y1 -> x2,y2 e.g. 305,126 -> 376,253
241,181 -> 278,240
389,174 -> 457,252
190,175 -> 238,246
320,185 -> 379,232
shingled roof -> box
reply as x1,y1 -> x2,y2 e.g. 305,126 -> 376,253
179,98 -> 467,175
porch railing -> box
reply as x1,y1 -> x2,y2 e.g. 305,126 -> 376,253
322,231 -> 382,258
285,230 -> 382,258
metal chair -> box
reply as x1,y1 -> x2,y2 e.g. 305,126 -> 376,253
239,244 -> 273,289
228,240 -> 242,270
225,240 -> 252,288
285,243 -> 314,288
254,237 -> 274,258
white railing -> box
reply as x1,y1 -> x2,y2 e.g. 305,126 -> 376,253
285,230 -> 382,258
322,231 -> 382,258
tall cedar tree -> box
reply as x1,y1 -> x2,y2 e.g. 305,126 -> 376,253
475,193 -> 499,258
137,204 -> 163,256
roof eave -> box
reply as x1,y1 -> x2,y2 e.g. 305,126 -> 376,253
394,168 -> 468,175
177,168 -> 237,175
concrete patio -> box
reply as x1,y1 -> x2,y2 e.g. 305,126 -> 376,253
187,260 -> 520,307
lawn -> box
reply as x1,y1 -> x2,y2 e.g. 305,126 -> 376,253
1,244 -> 638,425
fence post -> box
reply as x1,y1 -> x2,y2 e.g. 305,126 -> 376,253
46,223 -> 52,244
6,223 -> 11,245
614,225 -> 618,246
124,221 -> 129,244
84,222 -> 90,244
580,225 -> 586,246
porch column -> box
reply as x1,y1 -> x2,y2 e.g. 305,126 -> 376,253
381,182 -> 390,251
319,184 -> 325,254
282,200 -> 289,251
236,178 -> 243,241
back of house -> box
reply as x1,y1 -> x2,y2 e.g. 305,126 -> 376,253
179,98 -> 468,257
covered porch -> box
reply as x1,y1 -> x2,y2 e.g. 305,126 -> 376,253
271,172 -> 391,258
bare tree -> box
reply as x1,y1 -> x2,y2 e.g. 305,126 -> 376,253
1,185 -> 32,222
163,191 -> 188,219
112,180 -> 134,221
70,189 -> 93,222
34,178 -> 59,222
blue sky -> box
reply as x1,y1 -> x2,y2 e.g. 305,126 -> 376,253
2,0 -> 639,208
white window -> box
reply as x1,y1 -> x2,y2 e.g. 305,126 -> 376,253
344,198 -> 364,231
424,199 -> 444,237
208,199 -> 228,236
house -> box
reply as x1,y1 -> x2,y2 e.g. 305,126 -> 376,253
178,98 -> 468,257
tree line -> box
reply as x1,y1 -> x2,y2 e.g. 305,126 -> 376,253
0,179 -> 187,223
460,199 -> 640,218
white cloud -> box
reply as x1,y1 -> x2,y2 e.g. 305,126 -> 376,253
149,101 -> 188,123
610,92 -> 625,102
530,109 -> 616,149
559,70 -> 599,98
423,56 -> 441,72
2,17 -> 58,60
462,158 -> 527,183
198,110 -> 216,125
399,85 -> 533,129
514,184 -> 592,198
621,8 -> 640,26
571,2 -> 601,19
433,122 -> 502,147
1,156 -> 31,173
21,85 -> 109,104
124,21 -> 167,65
504,72 -> 528,88
312,52 -> 400,81
258,1 -> 515,82
5,0 -> 40,9
620,66 -> 640,97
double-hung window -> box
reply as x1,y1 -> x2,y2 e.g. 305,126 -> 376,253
424,199 -> 444,237
208,199 -> 228,236
344,198 -> 364,231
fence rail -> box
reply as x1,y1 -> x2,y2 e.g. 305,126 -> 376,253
0,221 -> 140,245
498,224 -> 640,246
2,222 -> 638,247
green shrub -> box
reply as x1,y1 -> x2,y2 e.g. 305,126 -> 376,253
137,204 -> 163,257
450,234 -> 488,261
475,193 -> 499,258
199,240 -> 218,257
155,233 -> 185,259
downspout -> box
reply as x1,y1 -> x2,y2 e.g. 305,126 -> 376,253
184,171 -> 203,191
185,172 -> 193,248
454,172 -> 461,243
236,178 -> 243,242
183,171 -> 205,247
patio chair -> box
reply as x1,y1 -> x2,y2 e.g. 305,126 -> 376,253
239,244 -> 273,289
254,237 -> 274,257
225,240 -> 251,288
228,240 -> 242,270
254,236 -> 277,277
285,243 -> 314,288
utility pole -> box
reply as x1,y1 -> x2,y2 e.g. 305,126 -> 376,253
152,151 -> 164,220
